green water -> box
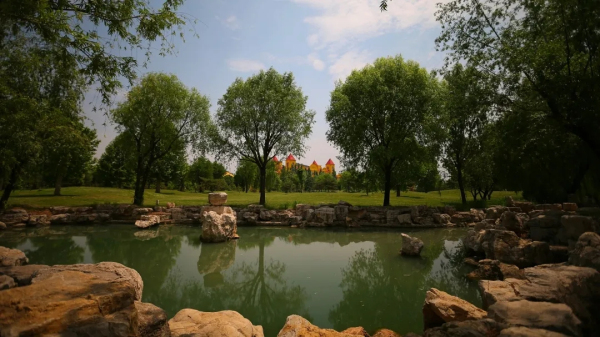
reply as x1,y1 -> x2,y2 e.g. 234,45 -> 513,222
0,225 -> 480,336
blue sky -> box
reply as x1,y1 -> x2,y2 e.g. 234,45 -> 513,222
85,0 -> 446,171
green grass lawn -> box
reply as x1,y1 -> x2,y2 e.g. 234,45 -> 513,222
6,186 -> 522,210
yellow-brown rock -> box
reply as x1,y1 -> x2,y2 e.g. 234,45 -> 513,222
277,315 -> 362,337
169,309 -> 263,337
422,288 -> 487,329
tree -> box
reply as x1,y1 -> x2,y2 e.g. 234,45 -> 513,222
150,147 -> 187,193
314,173 -> 337,192
44,119 -> 99,195
434,0 -> 600,161
111,73 -> 212,205
215,68 -> 315,205
234,160 -> 256,193
94,134 -> 136,188
0,0 -> 192,103
0,32 -> 85,210
188,157 -> 214,192
440,64 -> 495,204
326,56 -> 440,206
212,161 -> 227,179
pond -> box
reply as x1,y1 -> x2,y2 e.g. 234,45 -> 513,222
0,225 -> 481,336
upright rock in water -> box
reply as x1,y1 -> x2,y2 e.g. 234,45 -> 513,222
400,233 -> 424,256
569,232 -> 600,270
201,207 -> 237,243
169,309 -> 263,337
422,288 -> 487,329
0,246 -> 28,267
209,192 -> 228,206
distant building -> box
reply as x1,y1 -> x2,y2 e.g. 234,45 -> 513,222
223,171 -> 234,178
273,154 -> 336,178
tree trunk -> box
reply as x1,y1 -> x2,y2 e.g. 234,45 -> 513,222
383,166 -> 392,206
0,165 -> 20,211
54,173 -> 64,196
456,163 -> 467,205
155,177 -> 161,193
259,165 -> 266,205
396,184 -> 401,197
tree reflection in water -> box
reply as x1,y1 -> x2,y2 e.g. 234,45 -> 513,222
329,229 -> 479,335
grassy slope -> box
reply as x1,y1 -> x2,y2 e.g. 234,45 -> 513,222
7,186 -> 522,209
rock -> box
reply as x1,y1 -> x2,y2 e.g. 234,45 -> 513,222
135,214 -> 160,228
398,213 -> 413,225
514,201 -> 534,213
498,327 -> 569,337
50,213 -> 71,224
208,192 -> 228,206
33,261 -> 144,301
422,288 -> 487,329
562,203 -> 578,212
401,233 -> 424,256
0,221 -> 5,230
444,205 -> 457,216
433,213 -> 451,225
560,215 -> 598,247
0,208 -> 29,225
506,196 -> 515,207
479,263 -> 600,334
464,257 -> 480,266
371,329 -> 401,337
338,200 -> 353,207
0,246 -> 28,266
0,264 -> 46,285
243,212 -> 258,224
201,205 -> 235,215
0,274 -> 16,290
135,301 -> 170,337
315,207 -> 335,225
529,214 -> 562,242
569,232 -> 600,270
335,205 -> 349,221
341,326 -> 370,336
201,211 -> 237,243
467,259 -> 524,281
49,206 -> 73,214
0,270 -> 138,336
259,209 -> 276,221
133,207 -> 153,218
27,214 -> 50,226
480,229 -> 554,267
498,211 -> 524,235
166,202 -> 176,209
487,300 -> 581,336
277,315 -> 357,337
463,230 -> 485,255
169,309 -> 263,337
423,318 -> 505,337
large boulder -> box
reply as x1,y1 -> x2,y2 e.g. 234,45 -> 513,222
560,215 -> 598,247
32,261 -> 144,301
0,264 -> 46,286
528,214 -> 562,243
0,246 -> 28,267
480,229 -> 555,268
201,211 -> 237,243
466,259 -> 524,281
400,233 -> 424,256
315,207 -> 335,225
487,300 -> 581,336
423,319 -> 505,337
135,301 -> 170,337
372,329 -> 401,337
478,263 -> 600,335
0,274 -> 16,290
0,208 -> 29,225
208,192 -> 228,206
27,214 -> 50,226
277,315 -> 359,337
135,214 -> 160,228
422,288 -> 487,329
569,232 -> 600,270
169,309 -> 263,337
462,230 -> 485,255
397,213 -> 412,225
0,270 -> 138,336
340,326 -> 370,336
498,211 -> 524,235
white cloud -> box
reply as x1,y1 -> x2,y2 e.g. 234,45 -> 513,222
328,50 -> 372,81
307,53 -> 325,71
216,15 -> 240,30
227,59 -> 265,72
292,0 -> 441,50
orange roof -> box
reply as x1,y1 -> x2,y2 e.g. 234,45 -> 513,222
273,156 -> 279,162
326,159 -> 335,165
311,160 -> 319,166
286,154 -> 296,161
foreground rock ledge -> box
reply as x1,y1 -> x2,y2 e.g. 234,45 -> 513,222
422,288 -> 487,329
277,315 -> 395,337
169,309 -> 263,337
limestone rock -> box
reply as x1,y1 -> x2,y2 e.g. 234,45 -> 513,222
133,207 -> 153,217
27,214 -> 50,226
169,309 -> 263,337
0,264 -> 46,285
33,261 -> 144,301
529,214 -> 562,242
277,315 -> 358,337
0,208 -> 29,225
498,327 -> 569,337
0,221 -> 5,230
208,192 -> 228,206
341,326 -> 370,336
0,274 -> 16,290
487,300 -> 581,336
499,211 -> 524,235
50,213 -> 71,224
462,230 -> 484,255
401,233 -> 424,256
0,270 -> 138,336
49,206 -> 73,214
166,202 -> 176,209
0,246 -> 28,266
135,301 -> 170,337
423,318 -> 505,337
315,207 -> 335,225
371,329 -> 401,337
466,259 -> 524,281
201,211 -> 237,243
562,203 -> 578,212
479,229 -> 554,267
398,213 -> 412,225
433,213 -> 451,225
422,288 -> 487,329
513,201 -> 534,213
135,214 -> 160,228
569,232 -> 600,270
560,215 -> 598,247
335,205 -> 349,221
